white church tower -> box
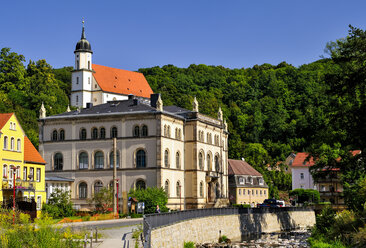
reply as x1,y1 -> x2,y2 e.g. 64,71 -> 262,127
71,20 -> 93,108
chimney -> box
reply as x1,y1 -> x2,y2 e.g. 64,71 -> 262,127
86,103 -> 93,109
128,94 -> 135,100
150,93 -> 161,108
133,99 -> 139,105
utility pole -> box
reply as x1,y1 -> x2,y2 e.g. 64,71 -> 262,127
113,138 -> 117,216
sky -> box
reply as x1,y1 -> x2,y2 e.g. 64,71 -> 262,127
1,0 -> 366,71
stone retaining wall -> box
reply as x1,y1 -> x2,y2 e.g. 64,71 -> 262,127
150,210 -> 315,248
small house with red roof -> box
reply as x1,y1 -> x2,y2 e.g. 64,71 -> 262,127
0,113 -> 46,216
70,22 -> 153,108
228,159 -> 268,206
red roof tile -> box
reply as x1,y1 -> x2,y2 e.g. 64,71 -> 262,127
0,113 -> 13,129
93,64 -> 153,98
228,159 -> 262,176
291,152 -> 315,167
24,136 -> 46,165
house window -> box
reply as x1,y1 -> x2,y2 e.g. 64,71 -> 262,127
79,182 -> 87,199
36,168 -> 41,182
59,130 -> 65,141
17,139 -> 21,151
207,154 -> 211,171
94,181 -> 103,194
164,150 -> 169,168
176,152 -> 180,169
3,165 -> 7,178
79,152 -> 88,169
300,173 -> 304,180
165,180 -> 169,196
37,196 -> 41,210
110,151 -> 120,168
10,137 -> 14,150
239,177 -> 245,185
52,130 -> 58,141
23,167 -> 27,180
198,152 -> 203,170
176,181 -> 181,197
164,125 -> 167,136
54,153 -> 63,171
136,179 -> 146,189
92,128 -> 98,139
239,189 -> 241,195
100,128 -> 106,139
200,181 -> 203,198
111,127 -> 118,138
136,150 -> 146,168
4,136 -> 8,149
80,128 -> 87,140
142,125 -> 148,137
167,126 -> 171,138
133,126 -> 140,137
215,155 -> 220,172
94,152 -> 104,169
30,167 -> 34,181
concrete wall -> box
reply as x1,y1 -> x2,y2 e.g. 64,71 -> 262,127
150,210 -> 315,248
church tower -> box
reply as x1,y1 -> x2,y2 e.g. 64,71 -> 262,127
71,20 -> 93,108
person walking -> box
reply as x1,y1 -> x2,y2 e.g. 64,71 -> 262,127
156,204 -> 160,213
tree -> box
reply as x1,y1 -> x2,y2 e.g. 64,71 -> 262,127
289,189 -> 320,204
128,187 -> 168,214
42,189 -> 74,218
89,187 -> 113,213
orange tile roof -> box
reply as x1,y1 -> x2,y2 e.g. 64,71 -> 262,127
93,64 -> 153,98
24,136 -> 46,165
228,159 -> 262,176
291,152 -> 315,167
0,113 -> 13,129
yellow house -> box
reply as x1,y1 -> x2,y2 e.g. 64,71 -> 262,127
0,113 -> 46,216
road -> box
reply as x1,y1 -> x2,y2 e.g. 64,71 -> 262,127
59,218 -> 143,248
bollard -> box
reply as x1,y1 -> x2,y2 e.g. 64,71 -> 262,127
90,230 -> 93,248
84,233 -> 87,248
95,227 -> 98,243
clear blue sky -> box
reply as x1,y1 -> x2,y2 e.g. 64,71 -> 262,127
1,0 -> 366,71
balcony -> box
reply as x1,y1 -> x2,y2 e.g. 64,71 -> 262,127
319,190 -> 343,197
2,179 -> 36,191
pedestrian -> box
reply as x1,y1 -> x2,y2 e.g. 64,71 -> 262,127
156,204 -> 160,213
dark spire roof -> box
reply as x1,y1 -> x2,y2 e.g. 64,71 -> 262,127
74,19 -> 92,54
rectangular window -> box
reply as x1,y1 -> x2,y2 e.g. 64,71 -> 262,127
30,168 -> 34,181
23,167 -> 27,180
37,196 -> 41,210
239,189 -> 241,195
76,77 -> 79,84
16,166 -> 20,179
36,168 -> 41,182
300,173 -> 304,180
3,165 -> 7,178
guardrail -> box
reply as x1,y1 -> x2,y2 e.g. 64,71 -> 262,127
143,207 -> 311,247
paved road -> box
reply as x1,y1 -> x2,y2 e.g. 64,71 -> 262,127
59,218 -> 142,230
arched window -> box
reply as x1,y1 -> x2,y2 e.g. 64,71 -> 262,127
136,179 -> 146,189
136,150 -> 146,168
179,129 -> 182,140
200,181 -> 204,198
79,152 -> 88,169
94,181 -> 103,194
79,182 -> 87,199
176,181 -> 181,197
59,130 -> 65,141
52,130 -> 58,141
10,138 -> 14,150
167,126 -> 171,137
110,151 -> 120,168
207,133 -> 209,143
94,151 -> 104,169
215,155 -> 220,172
17,139 -> 21,151
100,128 -> 106,139
165,180 -> 169,196
4,136 -> 8,150
133,126 -> 140,137
164,125 -> 167,136
92,128 -> 98,139
142,125 -> 148,137
164,149 -> 169,168
54,153 -> 63,171
207,154 -> 211,171
111,127 -> 118,138
3,165 -> 7,178
80,128 -> 87,140
198,152 -> 203,170
176,152 -> 180,169
175,128 -> 178,139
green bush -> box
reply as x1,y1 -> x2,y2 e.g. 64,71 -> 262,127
183,241 -> 195,248
128,187 -> 168,214
42,189 -> 74,218
290,188 -> 320,203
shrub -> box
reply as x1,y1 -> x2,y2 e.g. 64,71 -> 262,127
42,189 -> 74,218
88,186 -> 113,213
183,241 -> 195,248
290,188 -> 320,203
219,235 -> 230,243
128,187 -> 168,214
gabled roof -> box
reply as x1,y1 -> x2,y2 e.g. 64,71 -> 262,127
24,136 -> 46,165
291,152 -> 315,167
228,159 -> 262,176
0,113 -> 13,129
93,64 -> 153,98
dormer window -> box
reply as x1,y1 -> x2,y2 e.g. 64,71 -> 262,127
259,178 -> 264,185
239,177 -> 245,185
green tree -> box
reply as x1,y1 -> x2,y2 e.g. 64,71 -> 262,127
42,189 -> 74,218
89,187 -> 113,213
128,187 -> 168,214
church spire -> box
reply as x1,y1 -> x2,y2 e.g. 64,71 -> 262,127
81,18 -> 86,39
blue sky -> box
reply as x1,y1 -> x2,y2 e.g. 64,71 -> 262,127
1,1 -> 366,71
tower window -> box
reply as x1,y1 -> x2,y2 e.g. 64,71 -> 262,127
77,60 -> 79,69
76,95 -> 79,103
88,61 -> 90,70
88,77 -> 90,84
76,77 -> 79,84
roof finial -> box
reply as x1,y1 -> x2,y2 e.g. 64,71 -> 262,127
193,96 -> 199,112
156,94 -> 163,111
66,105 -> 71,112
39,102 -> 46,119
81,18 -> 86,39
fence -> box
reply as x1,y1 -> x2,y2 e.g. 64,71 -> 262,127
143,207 -> 311,247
